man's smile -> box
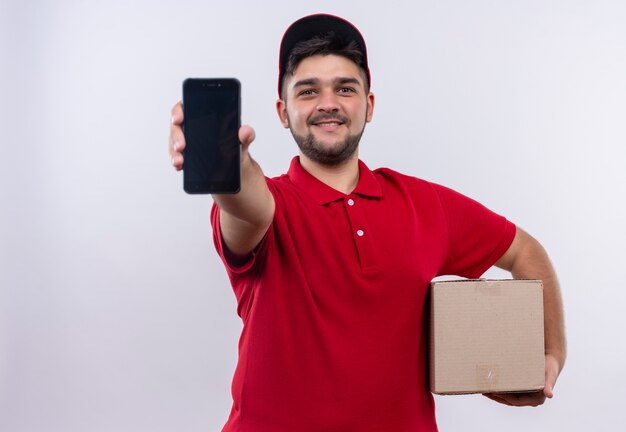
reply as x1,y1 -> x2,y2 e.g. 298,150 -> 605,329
309,114 -> 349,132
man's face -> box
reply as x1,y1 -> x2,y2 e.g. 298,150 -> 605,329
277,54 -> 375,166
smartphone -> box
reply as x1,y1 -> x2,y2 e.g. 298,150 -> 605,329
182,78 -> 241,194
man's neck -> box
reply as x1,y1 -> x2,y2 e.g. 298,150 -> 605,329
299,153 -> 360,195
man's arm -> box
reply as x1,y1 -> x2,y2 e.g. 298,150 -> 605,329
169,102 -> 275,258
485,226 -> 566,407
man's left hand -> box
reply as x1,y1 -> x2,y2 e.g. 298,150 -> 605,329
483,353 -> 561,407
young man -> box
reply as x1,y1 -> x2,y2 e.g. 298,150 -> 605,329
169,14 -> 566,432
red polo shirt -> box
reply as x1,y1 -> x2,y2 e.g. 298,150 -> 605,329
211,157 -> 516,432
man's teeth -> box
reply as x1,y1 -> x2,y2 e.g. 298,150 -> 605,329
318,122 -> 340,126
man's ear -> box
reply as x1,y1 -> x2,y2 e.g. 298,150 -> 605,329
366,92 -> 375,123
276,99 -> 289,128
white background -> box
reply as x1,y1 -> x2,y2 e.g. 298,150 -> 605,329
1,0 -> 625,431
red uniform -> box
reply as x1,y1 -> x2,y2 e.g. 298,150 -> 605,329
211,157 -> 516,431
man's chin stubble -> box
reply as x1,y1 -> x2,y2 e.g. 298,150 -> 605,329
291,131 -> 363,166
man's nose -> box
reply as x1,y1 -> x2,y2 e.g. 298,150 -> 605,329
316,89 -> 340,112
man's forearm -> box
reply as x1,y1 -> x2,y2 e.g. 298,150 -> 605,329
509,231 -> 567,370
214,151 -> 273,225
215,149 -> 276,257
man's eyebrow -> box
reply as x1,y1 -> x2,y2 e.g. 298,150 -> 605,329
335,77 -> 361,86
292,78 -> 320,88
292,77 -> 363,89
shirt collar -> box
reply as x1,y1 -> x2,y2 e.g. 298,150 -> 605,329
287,156 -> 382,205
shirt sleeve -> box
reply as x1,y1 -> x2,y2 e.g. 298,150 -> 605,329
211,202 -> 258,275
433,183 -> 516,279
211,200 -> 277,321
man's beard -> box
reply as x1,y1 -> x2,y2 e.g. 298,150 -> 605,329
289,113 -> 365,166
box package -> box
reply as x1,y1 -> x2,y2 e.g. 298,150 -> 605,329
430,279 -> 545,395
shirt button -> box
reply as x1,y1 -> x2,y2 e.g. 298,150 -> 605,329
347,199 -> 355,206
356,229 -> 364,237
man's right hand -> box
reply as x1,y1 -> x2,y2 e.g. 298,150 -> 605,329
168,101 -> 256,171
169,101 -> 185,171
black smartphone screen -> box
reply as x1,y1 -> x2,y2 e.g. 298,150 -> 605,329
182,78 -> 241,194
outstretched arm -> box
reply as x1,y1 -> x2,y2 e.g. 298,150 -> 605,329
169,102 -> 275,258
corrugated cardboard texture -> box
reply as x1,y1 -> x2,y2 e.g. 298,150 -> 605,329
430,279 -> 545,395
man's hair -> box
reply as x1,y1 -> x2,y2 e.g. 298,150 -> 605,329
280,32 -> 369,98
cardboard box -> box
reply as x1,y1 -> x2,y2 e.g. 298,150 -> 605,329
430,279 -> 545,395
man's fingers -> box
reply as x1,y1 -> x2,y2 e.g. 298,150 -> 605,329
544,371 -> 556,399
544,355 -> 560,399
169,132 -> 186,156
171,101 -> 183,126
169,101 -> 186,170
484,391 -> 546,407
171,153 -> 184,171
483,393 -> 513,406
169,137 -> 185,170
239,125 -> 256,150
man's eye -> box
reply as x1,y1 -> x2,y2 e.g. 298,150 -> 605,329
338,87 -> 356,94
299,89 -> 316,96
